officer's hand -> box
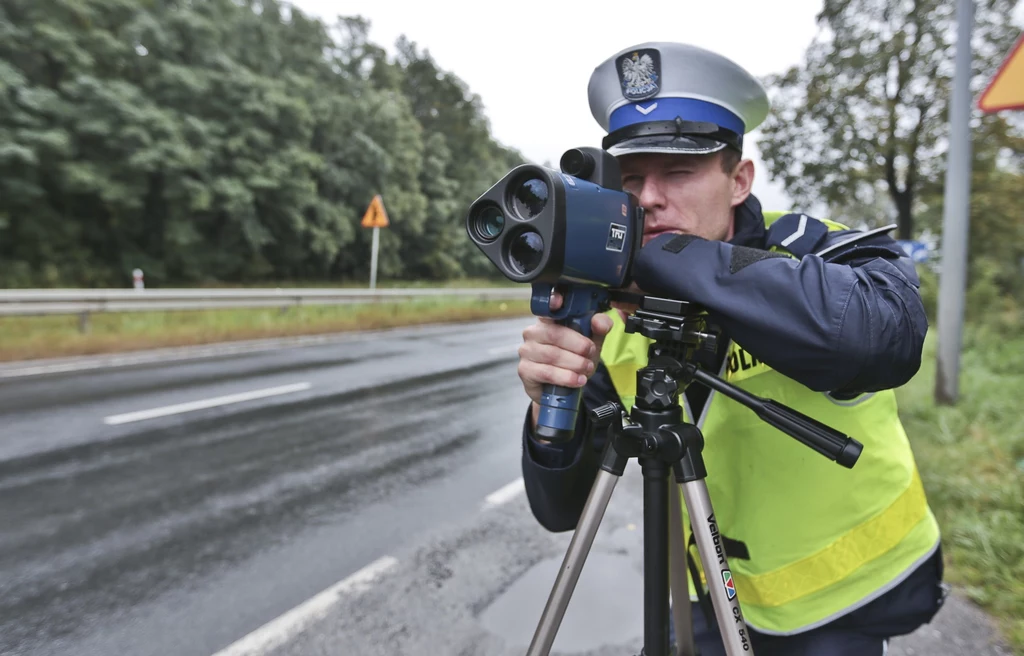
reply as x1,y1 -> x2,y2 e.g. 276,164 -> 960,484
519,290 -> 615,431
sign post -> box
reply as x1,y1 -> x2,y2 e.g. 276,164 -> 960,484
934,29 -> 1021,404
934,0 -> 974,405
360,195 -> 390,290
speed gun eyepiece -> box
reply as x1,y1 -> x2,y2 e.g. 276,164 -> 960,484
558,148 -> 596,180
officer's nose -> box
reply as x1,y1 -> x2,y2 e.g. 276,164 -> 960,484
636,177 -> 667,212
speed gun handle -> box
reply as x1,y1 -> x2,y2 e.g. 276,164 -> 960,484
531,284 -> 606,443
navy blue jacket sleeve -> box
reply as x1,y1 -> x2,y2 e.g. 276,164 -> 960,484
521,362 -> 617,532
631,229 -> 928,395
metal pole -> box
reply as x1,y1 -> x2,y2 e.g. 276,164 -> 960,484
935,0 -> 974,405
369,226 -> 380,290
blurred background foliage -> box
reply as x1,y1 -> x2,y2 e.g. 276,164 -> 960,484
0,0 -> 524,288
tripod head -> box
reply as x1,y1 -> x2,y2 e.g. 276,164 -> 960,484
592,293 -> 863,469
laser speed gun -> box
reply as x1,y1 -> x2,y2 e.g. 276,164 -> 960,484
466,147 -> 644,442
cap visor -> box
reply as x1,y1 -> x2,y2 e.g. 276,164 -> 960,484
607,134 -> 728,156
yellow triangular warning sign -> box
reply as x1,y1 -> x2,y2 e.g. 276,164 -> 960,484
979,33 -> 1024,113
361,195 -> 390,228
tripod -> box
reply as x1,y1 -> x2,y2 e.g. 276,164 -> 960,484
525,296 -> 864,656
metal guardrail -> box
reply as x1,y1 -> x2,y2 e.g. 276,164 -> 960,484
0,288 -> 531,317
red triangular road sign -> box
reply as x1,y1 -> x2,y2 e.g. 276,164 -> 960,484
979,33 -> 1024,113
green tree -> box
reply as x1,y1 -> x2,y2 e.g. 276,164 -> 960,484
0,0 -> 522,287
918,116 -> 1024,302
757,0 -> 1021,240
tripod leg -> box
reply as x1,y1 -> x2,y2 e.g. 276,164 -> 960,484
680,479 -> 754,655
642,459 -> 672,656
526,468 -> 621,656
668,483 -> 697,656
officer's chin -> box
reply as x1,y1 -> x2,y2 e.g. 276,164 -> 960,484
642,230 -> 685,246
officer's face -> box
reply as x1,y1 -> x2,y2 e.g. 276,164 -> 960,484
619,151 -> 753,245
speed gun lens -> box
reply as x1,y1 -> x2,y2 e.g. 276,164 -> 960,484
509,230 -> 545,275
471,204 -> 505,242
512,178 -> 549,220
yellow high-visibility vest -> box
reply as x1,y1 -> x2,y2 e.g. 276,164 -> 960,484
600,212 -> 940,634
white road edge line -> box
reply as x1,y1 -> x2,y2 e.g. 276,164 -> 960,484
103,382 -> 312,425
482,477 -> 525,510
210,556 -> 399,656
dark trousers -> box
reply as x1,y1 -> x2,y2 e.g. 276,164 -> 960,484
672,547 -> 947,656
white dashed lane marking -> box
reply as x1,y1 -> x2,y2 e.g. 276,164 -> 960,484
103,382 -> 312,425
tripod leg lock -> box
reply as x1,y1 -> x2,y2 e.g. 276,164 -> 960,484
661,425 -> 708,482
645,428 -> 684,461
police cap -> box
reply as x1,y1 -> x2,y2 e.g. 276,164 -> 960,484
588,42 -> 770,156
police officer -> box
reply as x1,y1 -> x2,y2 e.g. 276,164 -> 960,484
517,42 -> 947,656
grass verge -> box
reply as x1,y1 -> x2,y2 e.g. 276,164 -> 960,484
897,327 -> 1024,652
0,299 -> 533,362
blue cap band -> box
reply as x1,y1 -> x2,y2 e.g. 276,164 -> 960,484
609,97 -> 745,135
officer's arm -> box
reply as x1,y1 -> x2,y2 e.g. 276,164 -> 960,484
521,362 -> 616,532
631,230 -> 928,395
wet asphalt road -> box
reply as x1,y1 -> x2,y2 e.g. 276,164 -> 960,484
0,320 -> 528,656
0,319 -> 1012,656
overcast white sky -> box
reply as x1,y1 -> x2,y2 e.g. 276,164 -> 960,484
290,0 -> 1024,211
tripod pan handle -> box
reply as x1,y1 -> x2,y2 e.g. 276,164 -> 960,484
689,367 -> 863,468
759,400 -> 863,468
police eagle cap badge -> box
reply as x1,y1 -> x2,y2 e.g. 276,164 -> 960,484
616,48 -> 661,101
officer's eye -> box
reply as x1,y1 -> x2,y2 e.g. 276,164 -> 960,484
621,176 -> 643,193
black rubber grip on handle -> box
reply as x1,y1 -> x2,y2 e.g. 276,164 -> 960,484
689,367 -> 862,468
759,400 -> 863,468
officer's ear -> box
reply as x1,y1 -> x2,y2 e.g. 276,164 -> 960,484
729,156 -> 755,209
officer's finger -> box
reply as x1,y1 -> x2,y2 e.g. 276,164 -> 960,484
535,290 -> 565,326
518,358 -> 589,393
534,293 -> 565,328
518,341 -> 596,378
587,313 -> 615,366
522,321 -> 596,359
591,312 -> 614,337
591,311 -> 614,343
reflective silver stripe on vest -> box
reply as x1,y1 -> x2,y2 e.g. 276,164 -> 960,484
824,392 -> 876,407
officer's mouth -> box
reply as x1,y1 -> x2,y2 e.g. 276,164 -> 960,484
642,229 -> 684,246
